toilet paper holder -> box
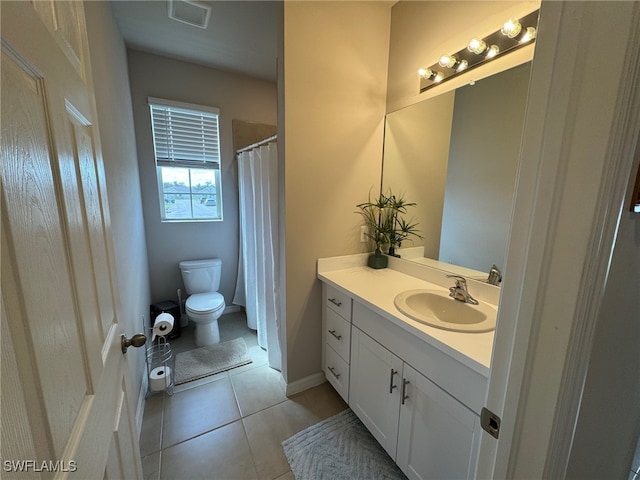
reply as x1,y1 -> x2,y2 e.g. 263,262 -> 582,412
144,324 -> 175,397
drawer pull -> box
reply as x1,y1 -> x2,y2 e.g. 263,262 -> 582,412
328,298 -> 342,307
389,368 -> 398,393
328,366 -> 341,379
328,329 -> 342,340
401,379 -> 410,405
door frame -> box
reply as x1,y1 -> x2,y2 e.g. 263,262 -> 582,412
477,1 -> 640,477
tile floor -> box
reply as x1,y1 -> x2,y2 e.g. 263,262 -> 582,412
141,311 -> 347,480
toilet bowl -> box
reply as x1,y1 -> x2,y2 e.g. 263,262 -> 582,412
179,259 -> 226,347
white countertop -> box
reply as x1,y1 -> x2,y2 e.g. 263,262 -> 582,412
317,256 -> 495,377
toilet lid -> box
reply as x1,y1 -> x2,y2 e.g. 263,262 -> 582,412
186,292 -> 225,314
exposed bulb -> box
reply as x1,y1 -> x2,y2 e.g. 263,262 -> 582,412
520,26 -> 537,43
438,54 -> 457,69
486,44 -> 500,59
456,59 -> 469,72
501,17 -> 522,38
418,68 -> 443,82
417,67 -> 432,79
467,38 -> 487,55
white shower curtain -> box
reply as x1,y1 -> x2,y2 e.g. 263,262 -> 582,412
233,141 -> 282,371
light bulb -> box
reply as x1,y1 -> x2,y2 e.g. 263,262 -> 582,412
486,45 -> 500,59
456,60 -> 468,72
501,17 -> 522,38
418,68 -> 442,82
520,26 -> 537,43
418,67 -> 432,79
467,38 -> 487,55
438,54 -> 457,69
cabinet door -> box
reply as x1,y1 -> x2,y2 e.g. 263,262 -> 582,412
350,326 -> 404,458
397,365 -> 481,480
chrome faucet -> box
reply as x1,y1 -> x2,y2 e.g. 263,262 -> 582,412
447,275 -> 479,305
487,264 -> 502,286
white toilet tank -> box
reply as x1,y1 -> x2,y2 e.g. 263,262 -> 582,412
179,258 -> 222,294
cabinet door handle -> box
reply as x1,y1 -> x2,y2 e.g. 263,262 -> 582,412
328,366 -> 341,379
389,368 -> 398,393
401,379 -> 410,405
328,329 -> 342,340
328,298 -> 342,307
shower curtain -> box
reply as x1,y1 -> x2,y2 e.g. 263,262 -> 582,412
233,140 -> 282,371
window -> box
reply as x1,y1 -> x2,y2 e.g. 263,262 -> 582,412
149,97 -> 223,221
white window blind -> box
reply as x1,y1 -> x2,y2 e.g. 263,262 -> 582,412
148,97 -> 220,169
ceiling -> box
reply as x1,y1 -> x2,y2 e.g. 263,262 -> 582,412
110,0 -> 282,82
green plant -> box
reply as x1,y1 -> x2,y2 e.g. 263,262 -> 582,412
356,190 -> 422,256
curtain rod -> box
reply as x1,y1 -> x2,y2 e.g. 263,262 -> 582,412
236,135 -> 277,154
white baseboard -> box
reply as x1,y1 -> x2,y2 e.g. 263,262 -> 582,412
224,305 -> 241,315
136,373 -> 148,438
282,371 -> 327,397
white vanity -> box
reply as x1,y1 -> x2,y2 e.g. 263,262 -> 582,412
318,253 -> 498,480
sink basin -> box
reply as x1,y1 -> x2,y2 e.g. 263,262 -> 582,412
394,289 -> 497,333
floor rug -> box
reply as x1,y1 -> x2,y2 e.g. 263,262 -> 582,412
282,408 -> 407,480
174,337 -> 252,385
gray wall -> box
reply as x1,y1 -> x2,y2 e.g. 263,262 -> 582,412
84,2 -> 151,412
127,50 -> 277,306
439,63 -> 530,272
566,186 -> 640,477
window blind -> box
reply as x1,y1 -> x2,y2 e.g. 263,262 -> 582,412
149,97 -> 220,169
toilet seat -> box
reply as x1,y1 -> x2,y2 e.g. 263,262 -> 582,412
185,292 -> 225,315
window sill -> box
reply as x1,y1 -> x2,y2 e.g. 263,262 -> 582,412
160,218 -> 223,224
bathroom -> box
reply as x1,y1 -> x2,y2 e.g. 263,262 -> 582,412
95,0 -> 640,476
2,0 -> 638,478
127,45 -> 280,363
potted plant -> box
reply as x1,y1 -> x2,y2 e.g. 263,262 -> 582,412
356,190 -> 422,269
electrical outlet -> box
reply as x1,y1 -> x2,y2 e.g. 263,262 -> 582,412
360,225 -> 368,243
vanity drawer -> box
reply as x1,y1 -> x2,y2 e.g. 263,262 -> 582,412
325,285 -> 351,321
325,344 -> 350,403
326,308 -> 351,363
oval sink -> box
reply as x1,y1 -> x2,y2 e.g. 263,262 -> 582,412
394,289 -> 497,333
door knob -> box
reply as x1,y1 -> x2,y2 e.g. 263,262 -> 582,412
121,333 -> 146,354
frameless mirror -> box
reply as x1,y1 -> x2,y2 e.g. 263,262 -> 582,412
381,62 -> 532,281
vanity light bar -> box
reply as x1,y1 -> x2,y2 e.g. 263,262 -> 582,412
418,9 -> 539,93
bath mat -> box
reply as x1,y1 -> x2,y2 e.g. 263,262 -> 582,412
282,409 -> 407,480
174,338 -> 252,385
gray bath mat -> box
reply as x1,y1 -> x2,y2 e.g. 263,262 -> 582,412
174,337 -> 252,385
282,408 -> 407,480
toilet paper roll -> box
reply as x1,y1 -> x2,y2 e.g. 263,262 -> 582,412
149,366 -> 172,392
152,312 -> 174,340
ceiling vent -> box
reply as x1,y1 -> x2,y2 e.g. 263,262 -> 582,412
168,0 -> 211,29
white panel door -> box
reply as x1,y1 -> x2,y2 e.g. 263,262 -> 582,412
350,326 -> 403,458
1,2 -> 142,479
397,365 -> 481,480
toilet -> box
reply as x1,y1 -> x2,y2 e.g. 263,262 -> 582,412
179,258 -> 226,346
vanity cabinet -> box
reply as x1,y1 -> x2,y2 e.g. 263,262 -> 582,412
350,326 -> 481,480
319,279 -> 486,479
321,284 -> 352,402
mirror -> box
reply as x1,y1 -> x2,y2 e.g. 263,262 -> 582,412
382,62 -> 532,281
